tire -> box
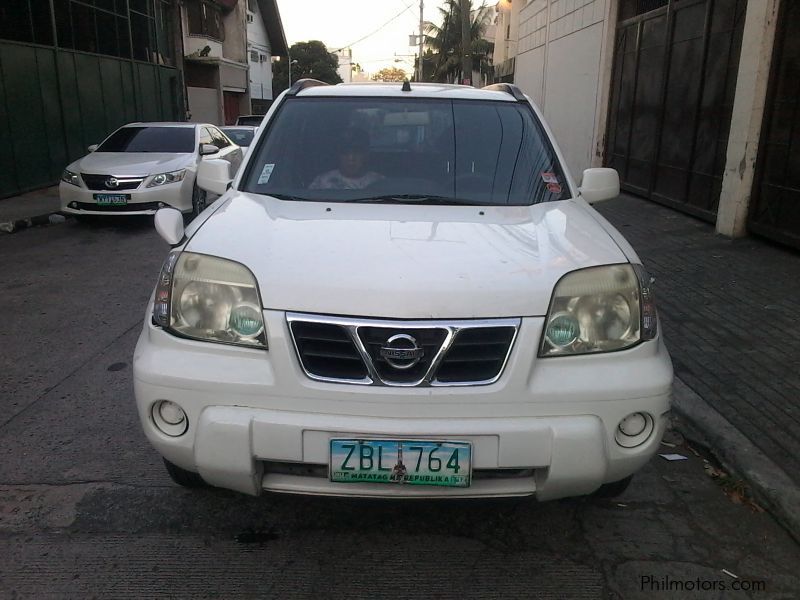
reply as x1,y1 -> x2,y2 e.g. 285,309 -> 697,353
163,458 -> 207,488
593,475 -> 633,498
190,183 -> 207,220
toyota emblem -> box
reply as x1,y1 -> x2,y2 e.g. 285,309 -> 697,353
105,177 -> 119,189
379,334 -> 424,370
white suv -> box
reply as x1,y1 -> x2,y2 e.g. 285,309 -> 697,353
133,81 -> 673,500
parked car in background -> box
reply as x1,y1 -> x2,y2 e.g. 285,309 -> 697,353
60,123 -> 244,218
221,126 -> 257,148
135,81 -> 673,502
235,115 -> 265,126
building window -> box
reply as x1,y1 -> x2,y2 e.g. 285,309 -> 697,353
0,0 -> 54,45
250,50 -> 259,62
187,1 -> 225,42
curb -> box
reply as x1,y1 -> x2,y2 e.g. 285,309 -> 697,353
671,377 -> 800,544
0,212 -> 69,234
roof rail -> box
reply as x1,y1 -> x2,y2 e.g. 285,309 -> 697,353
285,78 -> 330,96
481,83 -> 527,102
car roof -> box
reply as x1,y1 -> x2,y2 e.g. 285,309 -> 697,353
122,122 -> 198,128
295,82 -> 517,102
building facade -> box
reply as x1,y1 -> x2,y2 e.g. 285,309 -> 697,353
497,0 -> 798,249
181,0 -> 286,124
0,0 -> 184,198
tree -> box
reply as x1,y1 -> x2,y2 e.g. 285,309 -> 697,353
371,67 -> 408,82
272,41 -> 343,97
425,1 -> 493,84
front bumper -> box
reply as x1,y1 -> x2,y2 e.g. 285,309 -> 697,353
59,177 -> 193,215
133,310 -> 673,500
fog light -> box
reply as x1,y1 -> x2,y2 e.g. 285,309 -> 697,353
152,400 -> 188,437
615,412 -> 654,448
69,202 -> 77,208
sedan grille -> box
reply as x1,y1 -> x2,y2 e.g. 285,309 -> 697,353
287,313 -> 519,387
81,173 -> 144,191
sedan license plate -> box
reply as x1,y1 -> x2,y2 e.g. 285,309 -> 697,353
93,193 -> 129,205
330,439 -> 471,487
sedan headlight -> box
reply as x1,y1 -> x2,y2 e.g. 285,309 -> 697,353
539,264 -> 657,357
152,251 -> 267,348
61,169 -> 80,187
147,169 -> 186,188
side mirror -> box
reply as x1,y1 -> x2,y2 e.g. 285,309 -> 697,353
579,168 -> 620,204
197,159 -> 232,195
154,207 -> 185,246
199,143 -> 218,156
87,144 -> 98,152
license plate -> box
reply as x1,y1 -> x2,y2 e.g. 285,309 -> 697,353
93,193 -> 129,205
330,439 -> 471,487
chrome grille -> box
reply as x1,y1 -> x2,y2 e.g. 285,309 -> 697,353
288,321 -> 368,382
287,313 -> 519,387
81,173 -> 144,191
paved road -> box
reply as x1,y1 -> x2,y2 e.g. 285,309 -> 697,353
1,219 -> 799,599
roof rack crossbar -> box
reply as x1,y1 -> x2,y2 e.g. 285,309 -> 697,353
286,78 -> 330,96
481,83 -> 527,102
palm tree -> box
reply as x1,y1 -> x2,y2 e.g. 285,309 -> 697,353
425,1 -> 493,84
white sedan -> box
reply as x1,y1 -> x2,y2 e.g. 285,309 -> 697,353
134,81 -> 673,501
59,122 -> 243,218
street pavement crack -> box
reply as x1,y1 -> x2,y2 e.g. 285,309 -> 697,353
0,320 -> 142,431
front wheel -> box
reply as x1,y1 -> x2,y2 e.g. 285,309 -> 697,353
163,458 -> 207,488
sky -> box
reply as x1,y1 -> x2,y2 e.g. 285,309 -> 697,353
275,0 -> 451,76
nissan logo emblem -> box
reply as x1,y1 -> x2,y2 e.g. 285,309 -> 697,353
105,177 -> 119,189
379,334 -> 424,370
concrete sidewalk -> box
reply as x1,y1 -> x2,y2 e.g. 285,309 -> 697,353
597,194 -> 800,539
0,186 -> 64,233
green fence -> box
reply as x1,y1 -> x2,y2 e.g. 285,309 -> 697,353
0,40 -> 183,199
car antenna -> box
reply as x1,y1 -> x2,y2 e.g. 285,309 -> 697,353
401,80 -> 411,92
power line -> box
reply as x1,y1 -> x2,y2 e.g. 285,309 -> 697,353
335,3 -> 416,52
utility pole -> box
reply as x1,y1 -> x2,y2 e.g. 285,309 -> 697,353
418,0 -> 424,82
459,0 -> 472,86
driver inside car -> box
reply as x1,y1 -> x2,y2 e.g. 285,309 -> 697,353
309,128 -> 384,190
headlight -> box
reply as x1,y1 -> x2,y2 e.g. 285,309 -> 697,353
539,264 -> 657,357
152,251 -> 267,348
147,169 -> 186,188
61,169 -> 80,187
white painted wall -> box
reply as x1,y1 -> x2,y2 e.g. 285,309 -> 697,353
188,87 -> 220,124
247,0 -> 274,100
514,0 -> 615,177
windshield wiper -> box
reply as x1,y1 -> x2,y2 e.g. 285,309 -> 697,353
267,193 -> 314,201
350,194 -> 479,205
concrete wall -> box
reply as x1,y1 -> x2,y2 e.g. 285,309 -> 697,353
188,86 -> 220,124
514,0 -> 615,177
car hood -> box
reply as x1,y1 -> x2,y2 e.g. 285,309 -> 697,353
185,193 -> 628,318
70,152 -> 193,176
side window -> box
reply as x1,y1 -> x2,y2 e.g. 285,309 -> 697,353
199,127 -> 213,148
209,127 -> 231,150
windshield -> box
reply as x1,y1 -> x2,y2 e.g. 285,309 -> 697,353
97,127 -> 195,153
222,128 -> 255,146
242,97 -> 569,205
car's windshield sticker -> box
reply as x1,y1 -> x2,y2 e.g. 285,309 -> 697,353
541,171 -> 558,184
258,163 -> 275,184
546,182 -> 562,194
